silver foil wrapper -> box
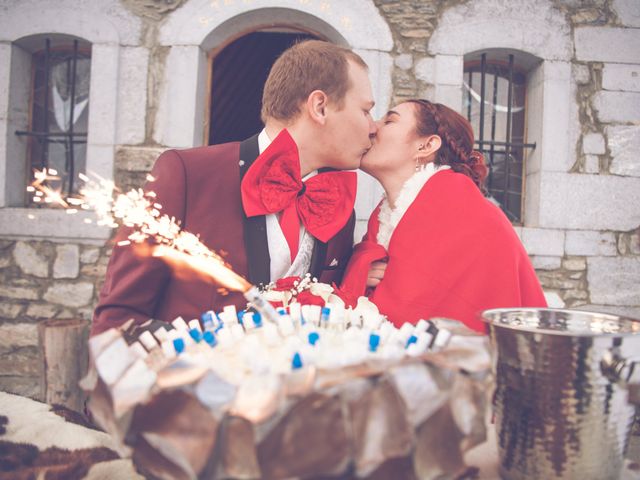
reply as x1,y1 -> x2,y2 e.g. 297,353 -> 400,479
83,324 -> 491,479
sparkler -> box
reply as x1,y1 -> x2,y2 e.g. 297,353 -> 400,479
28,168 -> 279,322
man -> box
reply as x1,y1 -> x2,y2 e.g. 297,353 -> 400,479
91,40 -> 377,335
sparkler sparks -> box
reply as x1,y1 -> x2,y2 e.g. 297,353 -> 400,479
27,168 -> 251,293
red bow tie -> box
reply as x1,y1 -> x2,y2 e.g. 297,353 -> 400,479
241,129 -> 357,262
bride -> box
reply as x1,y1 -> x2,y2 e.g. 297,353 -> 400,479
340,99 -> 547,332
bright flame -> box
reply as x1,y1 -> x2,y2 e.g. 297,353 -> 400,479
150,245 -> 251,292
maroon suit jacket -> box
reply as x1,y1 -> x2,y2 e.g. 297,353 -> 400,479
92,135 -> 355,335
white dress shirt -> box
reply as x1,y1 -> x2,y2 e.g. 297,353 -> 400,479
257,129 -> 316,281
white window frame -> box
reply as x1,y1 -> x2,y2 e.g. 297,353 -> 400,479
0,12 -> 120,240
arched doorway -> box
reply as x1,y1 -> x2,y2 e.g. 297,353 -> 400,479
208,29 -> 320,145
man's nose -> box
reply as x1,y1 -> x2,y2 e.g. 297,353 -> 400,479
369,117 -> 378,137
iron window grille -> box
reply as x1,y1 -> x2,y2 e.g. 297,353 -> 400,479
463,53 -> 536,224
16,38 -> 91,202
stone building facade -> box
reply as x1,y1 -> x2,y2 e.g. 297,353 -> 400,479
0,0 -> 638,398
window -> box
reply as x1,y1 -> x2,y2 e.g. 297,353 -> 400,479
16,36 -> 91,201
463,51 -> 535,223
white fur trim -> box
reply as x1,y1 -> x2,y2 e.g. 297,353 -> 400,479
376,163 -> 450,249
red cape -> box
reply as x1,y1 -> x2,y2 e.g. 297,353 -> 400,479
341,170 -> 547,333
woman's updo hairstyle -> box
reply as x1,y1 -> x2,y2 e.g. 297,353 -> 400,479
409,99 -> 488,190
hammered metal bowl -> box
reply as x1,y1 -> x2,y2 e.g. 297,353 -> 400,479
482,308 -> 640,480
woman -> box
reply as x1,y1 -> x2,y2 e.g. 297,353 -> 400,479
340,99 -> 546,333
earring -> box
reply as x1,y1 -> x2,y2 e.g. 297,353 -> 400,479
416,144 -> 427,171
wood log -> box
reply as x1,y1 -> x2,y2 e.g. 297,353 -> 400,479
38,318 -> 90,412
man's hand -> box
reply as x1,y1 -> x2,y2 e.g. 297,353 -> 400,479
366,260 -> 388,288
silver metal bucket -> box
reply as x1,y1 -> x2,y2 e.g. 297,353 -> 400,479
482,308 -> 640,480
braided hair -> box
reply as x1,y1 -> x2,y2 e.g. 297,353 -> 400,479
408,99 -> 488,190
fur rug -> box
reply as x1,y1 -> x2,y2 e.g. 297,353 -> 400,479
0,391 -> 143,480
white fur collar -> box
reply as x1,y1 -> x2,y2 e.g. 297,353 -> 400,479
376,163 -> 450,249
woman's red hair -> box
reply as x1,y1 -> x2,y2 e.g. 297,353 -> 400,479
409,99 -> 488,190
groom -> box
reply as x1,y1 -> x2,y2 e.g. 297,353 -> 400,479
91,40 -> 377,335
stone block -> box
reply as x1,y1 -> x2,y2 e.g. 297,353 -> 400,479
80,247 -> 100,264
587,257 -> 640,305
428,0 -> 571,60
582,132 -> 605,155
0,285 -> 38,300
565,230 -> 617,256
53,244 -> 80,279
0,323 -> 39,348
572,63 -> 591,85
565,289 -> 589,300
539,172 -> 640,230
580,304 -> 640,319
536,61 -> 575,173
617,229 -> 640,255
434,84 -> 463,112
571,8 -> 605,24
592,91 -> 640,123
544,291 -> 566,308
395,54 -> 413,70
602,63 -> 640,92
612,0 -> 640,27
0,44 -> 10,118
355,49 -> 393,121
401,29 -> 430,39
563,257 -> 587,270
26,303 -> 59,319
395,70 -> 416,90
435,54 -> 462,86
607,125 -> 640,177
80,262 -> 107,278
414,57 -> 435,84
153,45 -> 208,148
116,46 -> 149,145
0,303 -> 23,319
531,256 -> 562,270
584,155 -> 600,174
0,1 -> 142,45
575,27 -> 640,63
0,348 -> 39,376
13,241 -> 48,277
0,376 -> 40,400
86,143 -> 115,182
86,44 -> 119,146
539,275 -> 580,290
43,282 -> 94,308
521,228 -> 565,256
160,0 -> 393,51
0,209 -> 112,240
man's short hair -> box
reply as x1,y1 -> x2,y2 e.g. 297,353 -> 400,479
261,40 -> 368,123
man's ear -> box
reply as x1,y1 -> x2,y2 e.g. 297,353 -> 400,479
306,90 -> 328,125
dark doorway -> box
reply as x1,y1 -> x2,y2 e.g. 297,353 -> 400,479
209,31 -> 319,145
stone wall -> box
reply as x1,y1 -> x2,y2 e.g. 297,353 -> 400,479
373,0 -> 640,317
0,239 -> 110,397
0,0 -> 638,399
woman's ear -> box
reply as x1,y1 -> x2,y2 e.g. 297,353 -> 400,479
306,90 -> 328,125
415,134 -> 442,164
423,134 -> 442,155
